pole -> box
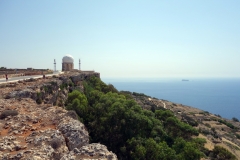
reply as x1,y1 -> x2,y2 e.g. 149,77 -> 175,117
54,59 -> 56,72
79,59 -> 81,70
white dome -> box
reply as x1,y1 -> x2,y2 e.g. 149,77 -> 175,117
62,54 -> 74,63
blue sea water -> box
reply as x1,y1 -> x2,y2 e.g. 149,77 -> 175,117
103,78 -> 240,120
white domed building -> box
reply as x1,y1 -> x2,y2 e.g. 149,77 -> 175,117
62,54 -> 74,71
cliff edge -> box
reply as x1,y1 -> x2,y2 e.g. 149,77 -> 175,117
0,74 -> 117,160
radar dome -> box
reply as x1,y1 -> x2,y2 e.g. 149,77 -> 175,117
62,54 -> 74,63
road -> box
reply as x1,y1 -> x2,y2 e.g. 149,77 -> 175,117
0,73 -> 61,84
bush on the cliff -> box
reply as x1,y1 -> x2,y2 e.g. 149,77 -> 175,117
68,76 -> 204,159
65,90 -> 88,122
66,90 -> 87,106
172,137 -> 206,159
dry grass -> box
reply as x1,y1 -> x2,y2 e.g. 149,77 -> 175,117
198,134 -> 214,150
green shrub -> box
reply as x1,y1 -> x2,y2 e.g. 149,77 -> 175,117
66,76 -> 207,159
133,92 -> 149,97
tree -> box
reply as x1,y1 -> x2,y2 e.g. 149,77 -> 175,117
66,76 -> 207,160
155,110 -> 174,121
173,138 -> 205,159
66,90 -> 88,121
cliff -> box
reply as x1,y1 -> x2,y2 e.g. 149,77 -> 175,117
0,73 -> 117,160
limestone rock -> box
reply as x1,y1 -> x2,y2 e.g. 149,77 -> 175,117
60,144 -> 117,160
70,72 -> 100,85
0,73 -> 117,160
6,88 -> 37,100
76,143 -> 117,160
57,116 -> 89,151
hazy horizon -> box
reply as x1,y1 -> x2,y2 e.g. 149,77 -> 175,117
1,1 -> 240,78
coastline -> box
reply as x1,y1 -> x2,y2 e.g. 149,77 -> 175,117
103,78 -> 240,120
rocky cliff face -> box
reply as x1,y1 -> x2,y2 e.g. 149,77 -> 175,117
0,74 -> 117,160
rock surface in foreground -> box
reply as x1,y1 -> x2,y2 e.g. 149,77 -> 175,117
57,116 -> 89,151
0,78 -> 117,160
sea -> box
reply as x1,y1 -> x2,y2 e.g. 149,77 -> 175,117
102,78 -> 240,120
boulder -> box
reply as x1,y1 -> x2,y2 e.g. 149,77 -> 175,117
57,116 -> 89,151
76,143 -> 117,160
61,144 -> 117,160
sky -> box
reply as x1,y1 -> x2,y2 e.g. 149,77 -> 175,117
0,0 -> 240,79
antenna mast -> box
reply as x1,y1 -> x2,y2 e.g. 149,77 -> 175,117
79,59 -> 81,70
54,59 -> 56,72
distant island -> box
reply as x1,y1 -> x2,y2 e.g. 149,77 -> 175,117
182,79 -> 189,81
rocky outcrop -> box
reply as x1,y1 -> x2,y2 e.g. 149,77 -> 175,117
61,143 -> 117,160
0,98 -> 67,159
0,129 -> 68,160
6,88 -> 37,100
70,72 -> 100,85
57,116 -> 89,151
0,73 -> 117,160
5,79 -> 68,107
4,73 -> 99,106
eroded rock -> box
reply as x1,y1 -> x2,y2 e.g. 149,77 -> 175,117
57,116 -> 89,151
0,74 -> 117,160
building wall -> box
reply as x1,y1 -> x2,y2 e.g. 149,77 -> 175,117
62,63 -> 74,71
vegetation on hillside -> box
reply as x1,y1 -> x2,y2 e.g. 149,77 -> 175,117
65,76 -> 237,160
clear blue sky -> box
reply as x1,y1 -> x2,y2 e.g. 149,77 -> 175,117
1,0 -> 240,78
